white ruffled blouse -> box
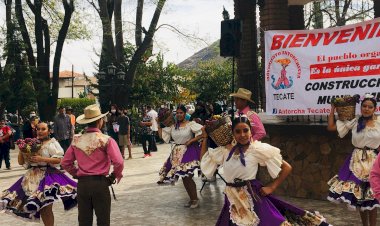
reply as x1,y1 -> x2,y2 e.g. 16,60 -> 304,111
201,141 -> 283,183
336,116 -> 380,149
28,138 -> 64,168
161,121 -> 202,144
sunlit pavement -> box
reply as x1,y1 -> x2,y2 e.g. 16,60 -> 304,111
1,143 -> 379,225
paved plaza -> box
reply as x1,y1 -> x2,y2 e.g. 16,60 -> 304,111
1,143 -> 380,226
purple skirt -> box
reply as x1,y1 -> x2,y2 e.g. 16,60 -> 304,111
158,143 -> 200,183
327,151 -> 380,211
0,166 -> 77,221
217,180 -> 330,226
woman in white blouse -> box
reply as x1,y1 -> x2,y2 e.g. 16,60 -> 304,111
201,116 -> 330,226
327,94 -> 380,226
157,105 -> 203,208
0,122 -> 77,225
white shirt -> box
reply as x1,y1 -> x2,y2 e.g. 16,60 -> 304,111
201,141 -> 283,183
147,109 -> 158,132
161,121 -> 202,144
336,116 -> 380,149
28,138 -> 64,168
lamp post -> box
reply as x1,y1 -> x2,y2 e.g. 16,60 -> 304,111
97,63 -> 126,105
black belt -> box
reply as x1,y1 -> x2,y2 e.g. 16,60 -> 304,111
78,175 -> 107,180
226,181 -> 247,187
355,146 -> 379,160
226,179 -> 261,202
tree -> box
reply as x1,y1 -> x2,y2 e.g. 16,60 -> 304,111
89,0 -> 167,109
183,59 -> 233,104
130,53 -> 181,107
10,0 -> 76,121
305,0 -> 374,29
375,0 -> 380,18
1,0 -> 36,117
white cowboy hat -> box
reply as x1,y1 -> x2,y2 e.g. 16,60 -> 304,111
230,88 -> 255,103
76,104 -> 108,124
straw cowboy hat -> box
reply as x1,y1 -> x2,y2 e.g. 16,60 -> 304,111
230,88 -> 255,103
76,104 -> 108,124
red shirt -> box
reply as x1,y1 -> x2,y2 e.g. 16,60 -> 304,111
0,126 -> 12,142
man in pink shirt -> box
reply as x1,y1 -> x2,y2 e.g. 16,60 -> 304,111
230,88 -> 266,141
61,104 -> 124,226
370,151 -> 380,202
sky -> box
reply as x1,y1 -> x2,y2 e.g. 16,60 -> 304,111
0,0 -> 234,76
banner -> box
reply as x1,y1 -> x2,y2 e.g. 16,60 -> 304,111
265,18 -> 380,115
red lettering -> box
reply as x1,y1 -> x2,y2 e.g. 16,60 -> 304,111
289,34 -> 307,47
336,28 -> 354,44
271,35 -> 285,50
282,34 -> 293,49
368,22 -> 380,39
303,33 -> 323,47
350,24 -> 372,41
323,31 -> 339,45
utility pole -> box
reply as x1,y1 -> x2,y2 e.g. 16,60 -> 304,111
71,65 -> 74,98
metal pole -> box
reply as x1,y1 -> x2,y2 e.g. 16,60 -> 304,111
71,64 -> 74,98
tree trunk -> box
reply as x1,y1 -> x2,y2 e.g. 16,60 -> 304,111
98,0 -> 117,109
135,0 -> 144,47
259,0 -> 289,111
114,0 -> 124,64
15,0 -> 36,67
51,0 -> 75,117
5,0 -> 13,66
375,0 -> 380,18
234,0 -> 259,107
312,1 -> 323,29
288,5 -> 305,30
125,0 -> 166,88
32,1 -> 49,117
98,0 -> 116,68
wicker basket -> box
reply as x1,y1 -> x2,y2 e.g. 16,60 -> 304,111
205,116 -> 233,146
336,104 -> 356,121
158,111 -> 175,127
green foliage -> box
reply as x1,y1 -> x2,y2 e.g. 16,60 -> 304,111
129,53 -> 182,106
182,59 -> 233,103
0,22 -> 37,117
57,98 -> 96,117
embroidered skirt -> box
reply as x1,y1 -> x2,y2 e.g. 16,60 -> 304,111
0,166 -> 77,221
327,148 -> 380,211
216,180 -> 330,226
158,143 -> 200,183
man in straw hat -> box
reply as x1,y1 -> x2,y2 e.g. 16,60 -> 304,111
230,88 -> 266,141
61,104 -> 124,226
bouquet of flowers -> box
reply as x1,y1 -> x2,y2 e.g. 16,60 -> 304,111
16,138 -> 41,155
205,114 -> 233,146
332,95 -> 360,121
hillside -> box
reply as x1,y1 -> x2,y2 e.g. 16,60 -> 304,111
177,40 -> 228,69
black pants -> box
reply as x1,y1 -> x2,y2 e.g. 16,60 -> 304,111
77,176 -> 111,226
141,134 -> 152,154
0,143 -> 10,169
58,139 -> 71,153
150,131 -> 158,152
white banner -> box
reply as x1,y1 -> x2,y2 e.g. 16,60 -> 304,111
265,18 -> 380,115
